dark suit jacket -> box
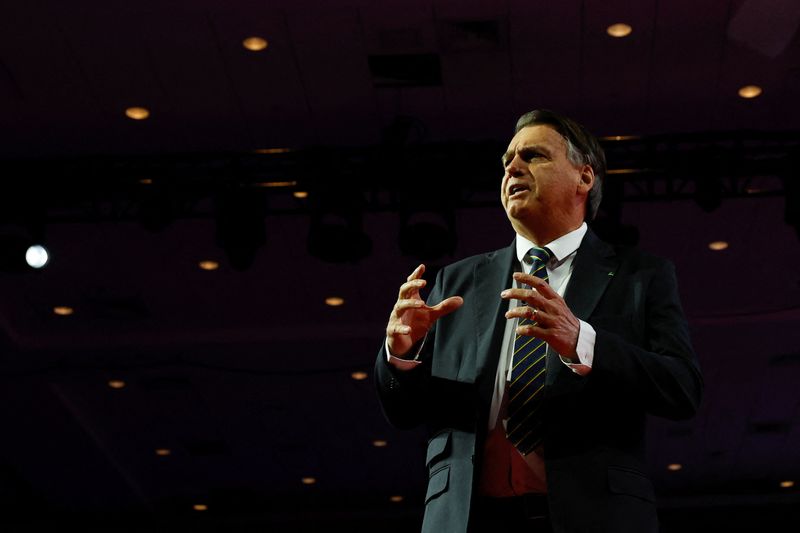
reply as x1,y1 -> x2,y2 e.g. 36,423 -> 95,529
375,229 -> 703,533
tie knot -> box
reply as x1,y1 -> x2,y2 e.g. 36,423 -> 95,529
526,246 -> 552,266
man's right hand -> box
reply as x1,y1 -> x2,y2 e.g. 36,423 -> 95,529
386,264 -> 464,358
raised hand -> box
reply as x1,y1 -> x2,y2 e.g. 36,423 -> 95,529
501,271 -> 580,360
386,264 -> 464,358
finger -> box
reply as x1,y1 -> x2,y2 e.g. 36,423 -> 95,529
516,323 -> 548,338
505,305 -> 538,320
398,278 -> 426,299
406,264 -> 426,282
393,299 -> 425,314
500,288 -> 542,303
386,323 -> 412,337
514,273 -> 559,299
429,296 -> 464,317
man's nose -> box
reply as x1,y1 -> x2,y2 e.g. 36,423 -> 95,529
505,155 -> 525,177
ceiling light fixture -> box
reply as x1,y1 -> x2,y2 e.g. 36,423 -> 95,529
708,241 -> 729,251
301,477 -> 317,485
738,85 -> 762,99
293,191 -> 309,199
53,306 -> 74,316
155,448 -> 172,456
125,107 -> 150,120
372,440 -> 388,447
607,23 -> 633,38
108,380 -> 126,389
193,504 -> 208,511
389,495 -> 404,503
325,296 -> 345,307
198,260 -> 220,271
351,371 -> 369,381
780,480 -> 795,488
243,37 -> 269,51
667,463 -> 683,471
25,245 -> 49,269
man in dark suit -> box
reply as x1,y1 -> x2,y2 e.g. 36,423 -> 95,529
375,109 -> 703,532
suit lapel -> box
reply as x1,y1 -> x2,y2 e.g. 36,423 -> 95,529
563,229 -> 618,321
473,243 -> 515,391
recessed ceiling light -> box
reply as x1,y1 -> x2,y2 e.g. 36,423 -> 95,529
351,371 -> 369,381
53,306 -> 74,316
26,245 -> 49,269
607,23 -> 633,38
253,148 -> 290,154
372,439 -> 388,447
108,380 -> 126,389
325,296 -> 345,306
780,480 -> 795,488
155,448 -> 172,456
293,191 -> 309,199
667,463 -> 683,471
738,85 -> 762,99
389,495 -> 404,503
198,260 -> 220,271
708,241 -> 729,251
243,37 -> 269,52
192,504 -> 208,511
125,107 -> 150,120
139,178 -> 153,185
301,477 -> 317,485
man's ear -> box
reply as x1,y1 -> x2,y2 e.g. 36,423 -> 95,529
577,165 -> 595,193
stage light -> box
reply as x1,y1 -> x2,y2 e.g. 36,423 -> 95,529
155,448 -> 172,456
108,380 -> 126,389
125,107 -> 150,120
607,23 -> 632,38
243,37 -> 268,51
301,477 -> 317,485
390,495 -> 404,503
708,241 -> 729,251
325,296 -> 344,306
372,440 -> 388,447
694,176 -> 722,212
780,480 -> 795,488
350,371 -> 368,381
667,463 -> 683,471
214,188 -> 267,271
308,212 -> 372,263
25,244 -> 48,269
738,85 -> 762,99
53,306 -> 74,316
293,191 -> 309,199
193,504 -> 208,511
398,210 -> 456,261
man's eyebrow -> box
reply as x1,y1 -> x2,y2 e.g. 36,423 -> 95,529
501,143 -> 551,165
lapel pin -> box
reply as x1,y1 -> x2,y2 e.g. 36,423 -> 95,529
608,272 -> 615,276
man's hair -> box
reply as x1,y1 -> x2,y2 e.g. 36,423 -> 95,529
514,109 -> 606,221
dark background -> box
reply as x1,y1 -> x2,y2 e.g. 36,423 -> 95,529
1,0 -> 799,531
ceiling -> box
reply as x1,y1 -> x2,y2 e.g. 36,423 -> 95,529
1,0 -> 800,531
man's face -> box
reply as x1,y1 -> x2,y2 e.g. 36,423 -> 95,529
500,125 -> 586,229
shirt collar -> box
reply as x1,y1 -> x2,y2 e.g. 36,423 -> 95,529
515,222 -> 588,265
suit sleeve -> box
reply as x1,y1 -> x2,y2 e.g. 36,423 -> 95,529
374,267 -> 444,429
590,261 -> 703,420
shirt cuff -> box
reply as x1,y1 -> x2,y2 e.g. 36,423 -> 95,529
559,320 -> 595,376
385,336 -> 425,371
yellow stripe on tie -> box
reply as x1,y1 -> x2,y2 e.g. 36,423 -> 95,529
509,370 -> 545,402
512,339 -> 546,367
510,353 -> 546,387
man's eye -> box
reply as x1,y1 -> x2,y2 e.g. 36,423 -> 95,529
519,149 -> 542,162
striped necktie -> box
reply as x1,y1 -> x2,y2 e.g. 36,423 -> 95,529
506,246 -> 552,455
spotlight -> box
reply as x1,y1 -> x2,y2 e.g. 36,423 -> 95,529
214,188 -> 267,271
398,211 -> 456,261
0,226 -> 47,273
694,176 -> 722,213
307,192 -> 372,263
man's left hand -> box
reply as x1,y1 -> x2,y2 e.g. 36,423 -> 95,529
501,272 -> 580,361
